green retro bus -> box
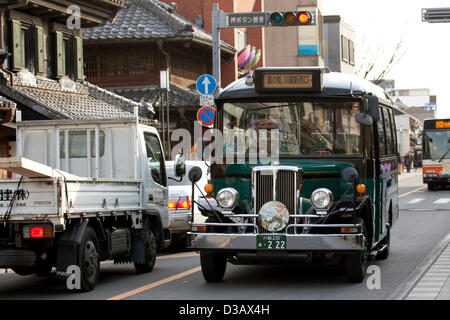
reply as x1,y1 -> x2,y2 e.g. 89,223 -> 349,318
188,67 -> 399,283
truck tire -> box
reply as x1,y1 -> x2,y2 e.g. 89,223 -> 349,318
200,251 -> 227,283
345,218 -> 368,283
427,183 -> 435,191
134,229 -> 157,273
79,226 -> 100,292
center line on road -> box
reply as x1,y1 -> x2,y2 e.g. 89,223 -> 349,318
106,266 -> 201,300
399,186 -> 427,198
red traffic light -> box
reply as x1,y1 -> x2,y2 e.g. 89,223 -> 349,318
268,11 -> 315,26
298,11 -> 311,24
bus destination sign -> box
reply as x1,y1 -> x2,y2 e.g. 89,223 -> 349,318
255,68 -> 323,93
263,73 -> 312,89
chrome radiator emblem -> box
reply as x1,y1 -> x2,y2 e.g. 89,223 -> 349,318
259,201 -> 290,232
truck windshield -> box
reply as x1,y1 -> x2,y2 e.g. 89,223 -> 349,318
222,100 -> 361,157
423,130 -> 450,160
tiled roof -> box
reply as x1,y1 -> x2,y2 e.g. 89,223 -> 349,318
106,82 -> 199,107
83,0 -> 235,54
0,70 -> 154,123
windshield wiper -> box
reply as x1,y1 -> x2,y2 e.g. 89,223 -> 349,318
438,147 -> 450,163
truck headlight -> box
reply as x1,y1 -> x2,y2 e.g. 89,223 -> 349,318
311,188 -> 333,210
216,188 -> 239,210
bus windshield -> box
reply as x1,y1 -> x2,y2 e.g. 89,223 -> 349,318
423,130 -> 450,160
222,100 -> 361,157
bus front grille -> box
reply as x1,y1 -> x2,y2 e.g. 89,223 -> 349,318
252,166 -> 301,234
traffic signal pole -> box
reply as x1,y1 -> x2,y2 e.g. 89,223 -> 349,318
212,3 -> 221,95
211,4 -> 316,92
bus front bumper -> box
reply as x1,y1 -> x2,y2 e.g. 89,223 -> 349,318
188,232 -> 364,252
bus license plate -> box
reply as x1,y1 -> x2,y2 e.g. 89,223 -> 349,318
256,235 -> 287,250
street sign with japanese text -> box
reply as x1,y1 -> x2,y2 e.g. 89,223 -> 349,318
226,12 -> 268,28
199,94 -> 215,107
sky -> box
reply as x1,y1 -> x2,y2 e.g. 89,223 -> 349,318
321,0 -> 450,118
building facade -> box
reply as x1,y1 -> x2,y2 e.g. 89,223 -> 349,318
323,15 -> 355,74
83,0 -> 236,158
0,0 -> 146,177
264,0 -> 324,67
159,0 -> 265,87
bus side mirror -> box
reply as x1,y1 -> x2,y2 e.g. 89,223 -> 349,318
342,167 -> 359,184
367,96 -> 380,122
355,112 -> 373,126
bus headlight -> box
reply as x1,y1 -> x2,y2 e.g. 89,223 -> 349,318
216,188 -> 239,210
311,188 -> 333,210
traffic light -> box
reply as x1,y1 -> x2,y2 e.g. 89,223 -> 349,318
269,11 -> 315,26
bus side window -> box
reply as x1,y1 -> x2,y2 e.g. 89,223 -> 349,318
389,109 -> 398,153
377,108 -> 386,156
382,107 -> 394,155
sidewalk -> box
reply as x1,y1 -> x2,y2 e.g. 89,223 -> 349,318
407,240 -> 450,300
398,169 -> 422,182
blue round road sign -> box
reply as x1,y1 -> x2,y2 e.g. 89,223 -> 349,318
197,106 -> 215,127
196,74 -> 217,95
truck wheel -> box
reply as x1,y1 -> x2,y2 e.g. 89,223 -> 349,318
345,218 -> 368,283
134,229 -> 157,273
376,228 -> 390,260
200,251 -> 227,283
428,183 -> 435,191
79,226 -> 100,292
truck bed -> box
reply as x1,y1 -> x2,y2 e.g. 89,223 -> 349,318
0,157 -> 143,224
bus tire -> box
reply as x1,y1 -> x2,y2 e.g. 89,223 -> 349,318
200,251 -> 227,283
345,218 -> 368,283
134,229 -> 157,274
79,226 -> 100,292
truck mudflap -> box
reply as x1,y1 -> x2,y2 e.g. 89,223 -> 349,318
0,249 -> 37,269
188,233 -> 364,252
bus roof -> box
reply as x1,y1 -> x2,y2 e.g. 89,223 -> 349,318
217,68 -> 393,105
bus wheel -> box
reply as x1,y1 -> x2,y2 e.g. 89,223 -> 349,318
345,218 -> 368,283
79,226 -> 100,292
200,251 -> 227,282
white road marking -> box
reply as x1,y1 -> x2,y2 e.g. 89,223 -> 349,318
408,198 -> 425,204
433,198 -> 450,204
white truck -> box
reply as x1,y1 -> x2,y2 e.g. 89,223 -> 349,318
0,114 -> 185,291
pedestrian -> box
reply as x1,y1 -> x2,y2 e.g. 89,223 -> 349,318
413,151 -> 420,172
397,152 -> 403,174
404,152 -> 412,173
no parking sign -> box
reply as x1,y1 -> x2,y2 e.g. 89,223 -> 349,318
197,106 -> 215,127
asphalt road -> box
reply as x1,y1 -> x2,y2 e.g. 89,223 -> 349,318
1,170 -> 449,300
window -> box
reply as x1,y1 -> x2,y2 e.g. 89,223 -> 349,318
144,132 -> 166,187
348,39 -> 355,65
59,130 -> 105,158
341,36 -> 349,62
222,101 -> 362,157
389,109 -> 398,153
235,30 -> 247,52
377,111 -> 386,156
382,108 -> 394,154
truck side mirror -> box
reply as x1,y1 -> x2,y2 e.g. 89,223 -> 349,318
174,153 -> 186,177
